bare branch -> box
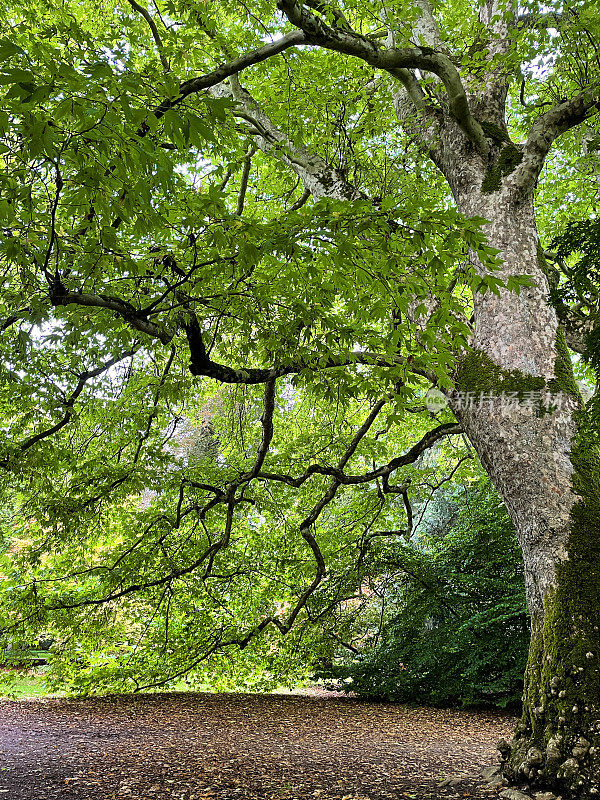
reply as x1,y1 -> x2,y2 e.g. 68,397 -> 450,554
410,0 -> 446,52
390,72 -> 442,158
183,307 -> 436,384
288,187 -> 311,211
236,145 -> 256,216
46,279 -> 437,385
1,308 -> 30,332
239,380 -> 276,482
303,0 -> 352,31
475,0 -> 513,123
216,76 -> 360,200
268,399 -> 388,636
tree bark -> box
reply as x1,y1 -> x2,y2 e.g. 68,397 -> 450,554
447,172 -> 600,798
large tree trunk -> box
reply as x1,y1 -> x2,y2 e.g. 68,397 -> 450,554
383,11 -> 600,788
451,181 -> 600,798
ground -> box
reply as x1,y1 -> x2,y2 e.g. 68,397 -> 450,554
0,690 -> 516,800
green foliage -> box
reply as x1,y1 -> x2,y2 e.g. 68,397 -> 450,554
319,479 -> 529,708
550,219 -> 600,373
0,0 -> 596,698
0,0 -> 508,695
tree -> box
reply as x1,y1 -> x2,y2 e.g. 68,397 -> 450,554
0,0 -> 599,796
318,477 -> 529,708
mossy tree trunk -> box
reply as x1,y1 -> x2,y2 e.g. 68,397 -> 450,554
315,81 -> 600,799
447,180 -> 600,798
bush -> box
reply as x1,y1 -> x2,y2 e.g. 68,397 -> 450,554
319,478 -> 529,708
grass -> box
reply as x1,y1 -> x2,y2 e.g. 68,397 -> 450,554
0,668 -> 62,699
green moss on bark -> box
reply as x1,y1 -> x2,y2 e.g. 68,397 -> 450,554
479,122 -> 523,193
537,240 -> 561,294
481,165 -> 502,194
502,347 -> 600,798
455,333 -> 581,412
549,328 -> 582,399
481,144 -> 523,194
480,120 -> 511,144
509,415 -> 600,796
497,144 -> 523,175
456,349 -> 545,395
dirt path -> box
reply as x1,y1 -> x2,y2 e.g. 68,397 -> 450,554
0,692 -> 515,800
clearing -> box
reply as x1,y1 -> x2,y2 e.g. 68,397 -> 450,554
0,691 -> 516,800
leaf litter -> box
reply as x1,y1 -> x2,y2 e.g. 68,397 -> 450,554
0,691 -> 516,800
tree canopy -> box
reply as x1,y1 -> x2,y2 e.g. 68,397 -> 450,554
0,0 -> 598,698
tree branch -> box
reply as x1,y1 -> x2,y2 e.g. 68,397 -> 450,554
513,88 -> 600,196
153,31 -> 307,120
48,283 -> 175,344
0,348 -> 138,469
236,144 -> 256,215
555,312 -> 596,355
276,0 -> 489,156
215,75 -> 360,201
258,421 -> 462,488
288,187 -> 311,211
1,308 -> 30,332
127,0 -> 170,72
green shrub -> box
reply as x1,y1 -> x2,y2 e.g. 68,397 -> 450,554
318,478 -> 529,708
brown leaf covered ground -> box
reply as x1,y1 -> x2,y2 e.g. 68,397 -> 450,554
0,690 -> 516,800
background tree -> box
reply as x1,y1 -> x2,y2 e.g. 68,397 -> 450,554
0,0 -> 599,796
318,476 -> 529,708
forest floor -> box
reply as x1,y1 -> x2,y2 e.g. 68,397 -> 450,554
0,690 -> 516,800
